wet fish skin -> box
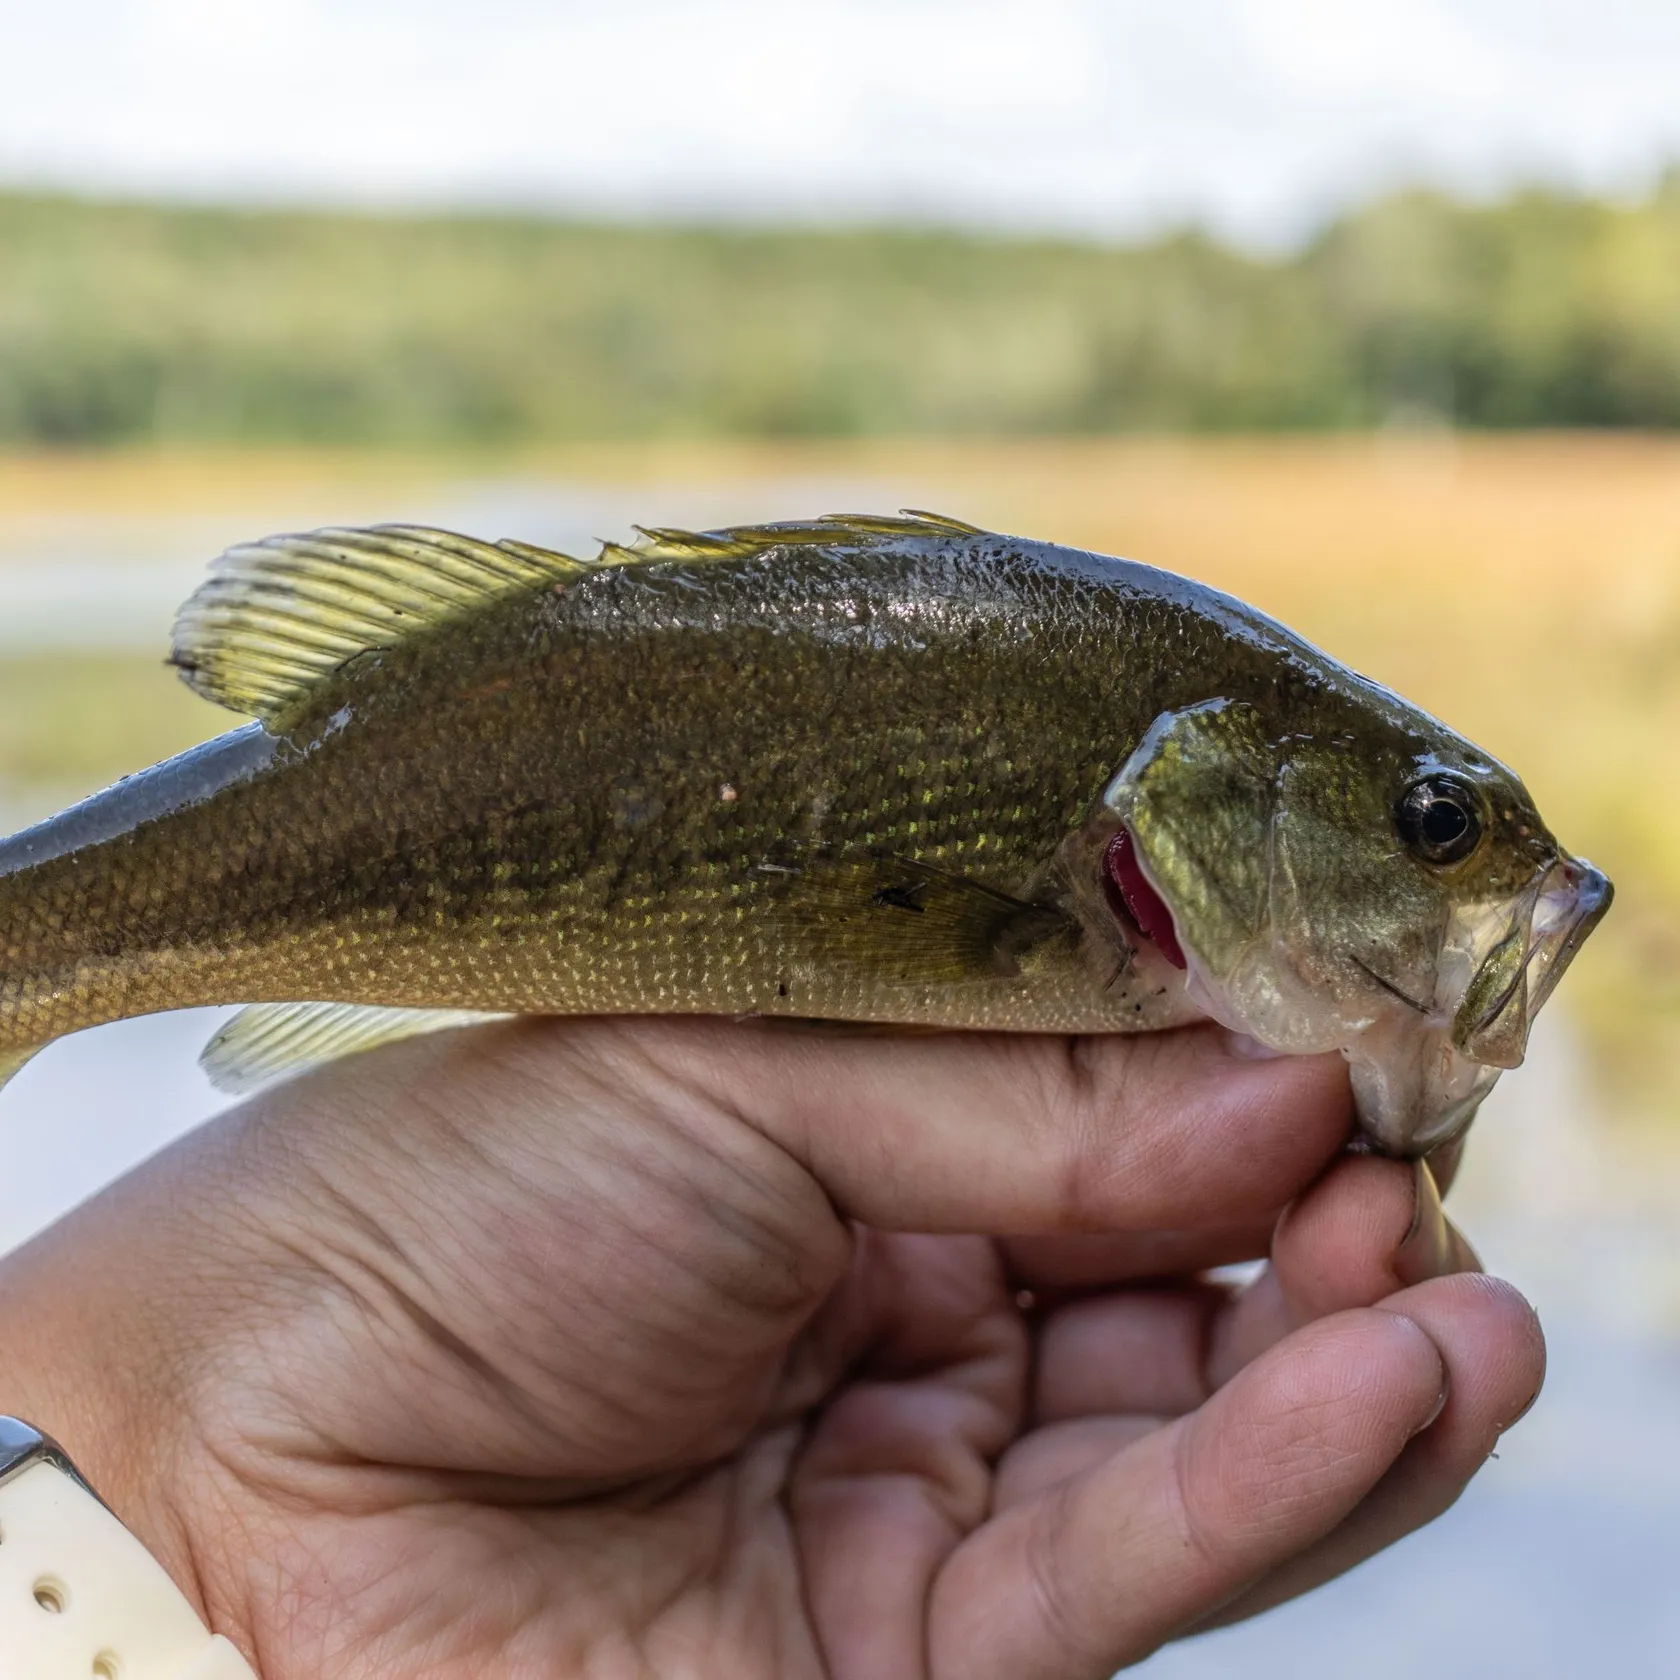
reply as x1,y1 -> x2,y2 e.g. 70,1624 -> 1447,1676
0,515 -> 1610,1154
0,531 -> 1207,1028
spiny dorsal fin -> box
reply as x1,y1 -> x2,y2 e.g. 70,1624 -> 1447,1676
170,524 -> 593,721
615,508 -> 983,566
201,1002 -> 511,1094
170,510 -> 983,722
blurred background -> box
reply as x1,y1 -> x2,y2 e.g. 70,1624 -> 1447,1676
2,1 -> 1679,1672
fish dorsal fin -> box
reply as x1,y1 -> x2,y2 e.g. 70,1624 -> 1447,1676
170,524 -> 593,721
171,510 -> 982,723
201,1002 -> 511,1094
613,507 -> 984,565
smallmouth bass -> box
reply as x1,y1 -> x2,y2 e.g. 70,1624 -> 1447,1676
0,511 -> 1610,1156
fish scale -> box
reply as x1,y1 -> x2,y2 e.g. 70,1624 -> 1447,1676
0,513 -> 1609,1156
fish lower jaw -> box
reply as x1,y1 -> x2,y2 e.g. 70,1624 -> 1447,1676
1345,1024 -> 1502,1159
1174,956 -> 1494,1158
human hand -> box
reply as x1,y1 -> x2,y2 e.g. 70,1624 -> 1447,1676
0,1019 -> 1540,1678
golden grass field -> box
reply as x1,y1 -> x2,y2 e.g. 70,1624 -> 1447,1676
1,435 -> 1676,1135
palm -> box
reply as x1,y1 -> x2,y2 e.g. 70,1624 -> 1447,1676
3,1019 -> 1542,1680
250,1232 -> 1021,1675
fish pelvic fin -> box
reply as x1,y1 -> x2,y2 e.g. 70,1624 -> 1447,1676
170,526 -> 595,722
201,1003 -> 513,1095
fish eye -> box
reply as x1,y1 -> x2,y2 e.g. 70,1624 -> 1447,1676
1395,775 -> 1484,866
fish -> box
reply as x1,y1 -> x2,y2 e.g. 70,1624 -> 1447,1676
0,510 -> 1610,1158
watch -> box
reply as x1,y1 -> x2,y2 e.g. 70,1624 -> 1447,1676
0,1418 -> 257,1679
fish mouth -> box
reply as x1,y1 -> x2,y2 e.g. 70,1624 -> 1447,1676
1524,856 -> 1612,1016
1454,854 -> 1613,1061
1360,853 -> 1614,1162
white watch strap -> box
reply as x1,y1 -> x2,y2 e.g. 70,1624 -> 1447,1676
0,1458 -> 256,1680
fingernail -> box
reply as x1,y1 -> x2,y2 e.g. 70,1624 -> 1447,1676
1411,1381 -> 1450,1437
1397,1159 -> 1451,1283
1223,1029 -> 1285,1060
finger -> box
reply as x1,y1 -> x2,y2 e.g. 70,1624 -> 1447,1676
1007,1158 -> 1435,1337
1207,1155 -> 1479,1385
680,1018 -> 1353,1233
781,1229 -> 1020,1419
993,1416 -> 1162,1511
1010,1264 -> 1533,1519
1029,1156 -> 1476,1424
236,1012 -> 1348,1256
792,1234 -> 1024,1680
929,1306 -> 1447,1680
1033,1285 -> 1223,1423
1002,1220 -> 1275,1293
1196,1272 -> 1543,1629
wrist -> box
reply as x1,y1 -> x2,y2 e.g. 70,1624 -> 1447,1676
0,1171 -> 241,1637
1,1214 -> 168,1514
0,1417 -> 259,1678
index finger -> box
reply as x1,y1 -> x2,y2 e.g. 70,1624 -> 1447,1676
640,1017 -> 1353,1235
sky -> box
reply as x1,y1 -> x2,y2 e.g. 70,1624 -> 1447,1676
3,0 -> 1680,245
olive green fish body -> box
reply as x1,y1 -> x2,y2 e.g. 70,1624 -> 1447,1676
0,536 -> 1227,1035
0,515 -> 1611,1155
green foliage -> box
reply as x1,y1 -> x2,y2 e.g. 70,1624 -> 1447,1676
0,653 -> 221,809
1,177 -> 1679,444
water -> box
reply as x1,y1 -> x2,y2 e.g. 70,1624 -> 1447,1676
2,477 -> 1677,1676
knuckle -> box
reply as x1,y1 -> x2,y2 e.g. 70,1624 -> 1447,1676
1023,1485 -> 1108,1672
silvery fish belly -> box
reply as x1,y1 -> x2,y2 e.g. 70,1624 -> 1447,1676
0,512 -> 1610,1158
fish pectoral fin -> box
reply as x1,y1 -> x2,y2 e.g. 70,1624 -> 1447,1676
170,525 -> 594,722
201,1003 -> 513,1095
769,855 -> 1073,986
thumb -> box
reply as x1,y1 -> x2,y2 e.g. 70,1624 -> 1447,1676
615,1015 -> 1353,1234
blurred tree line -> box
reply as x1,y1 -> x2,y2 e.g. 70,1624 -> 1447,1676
2,174 -> 1679,444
